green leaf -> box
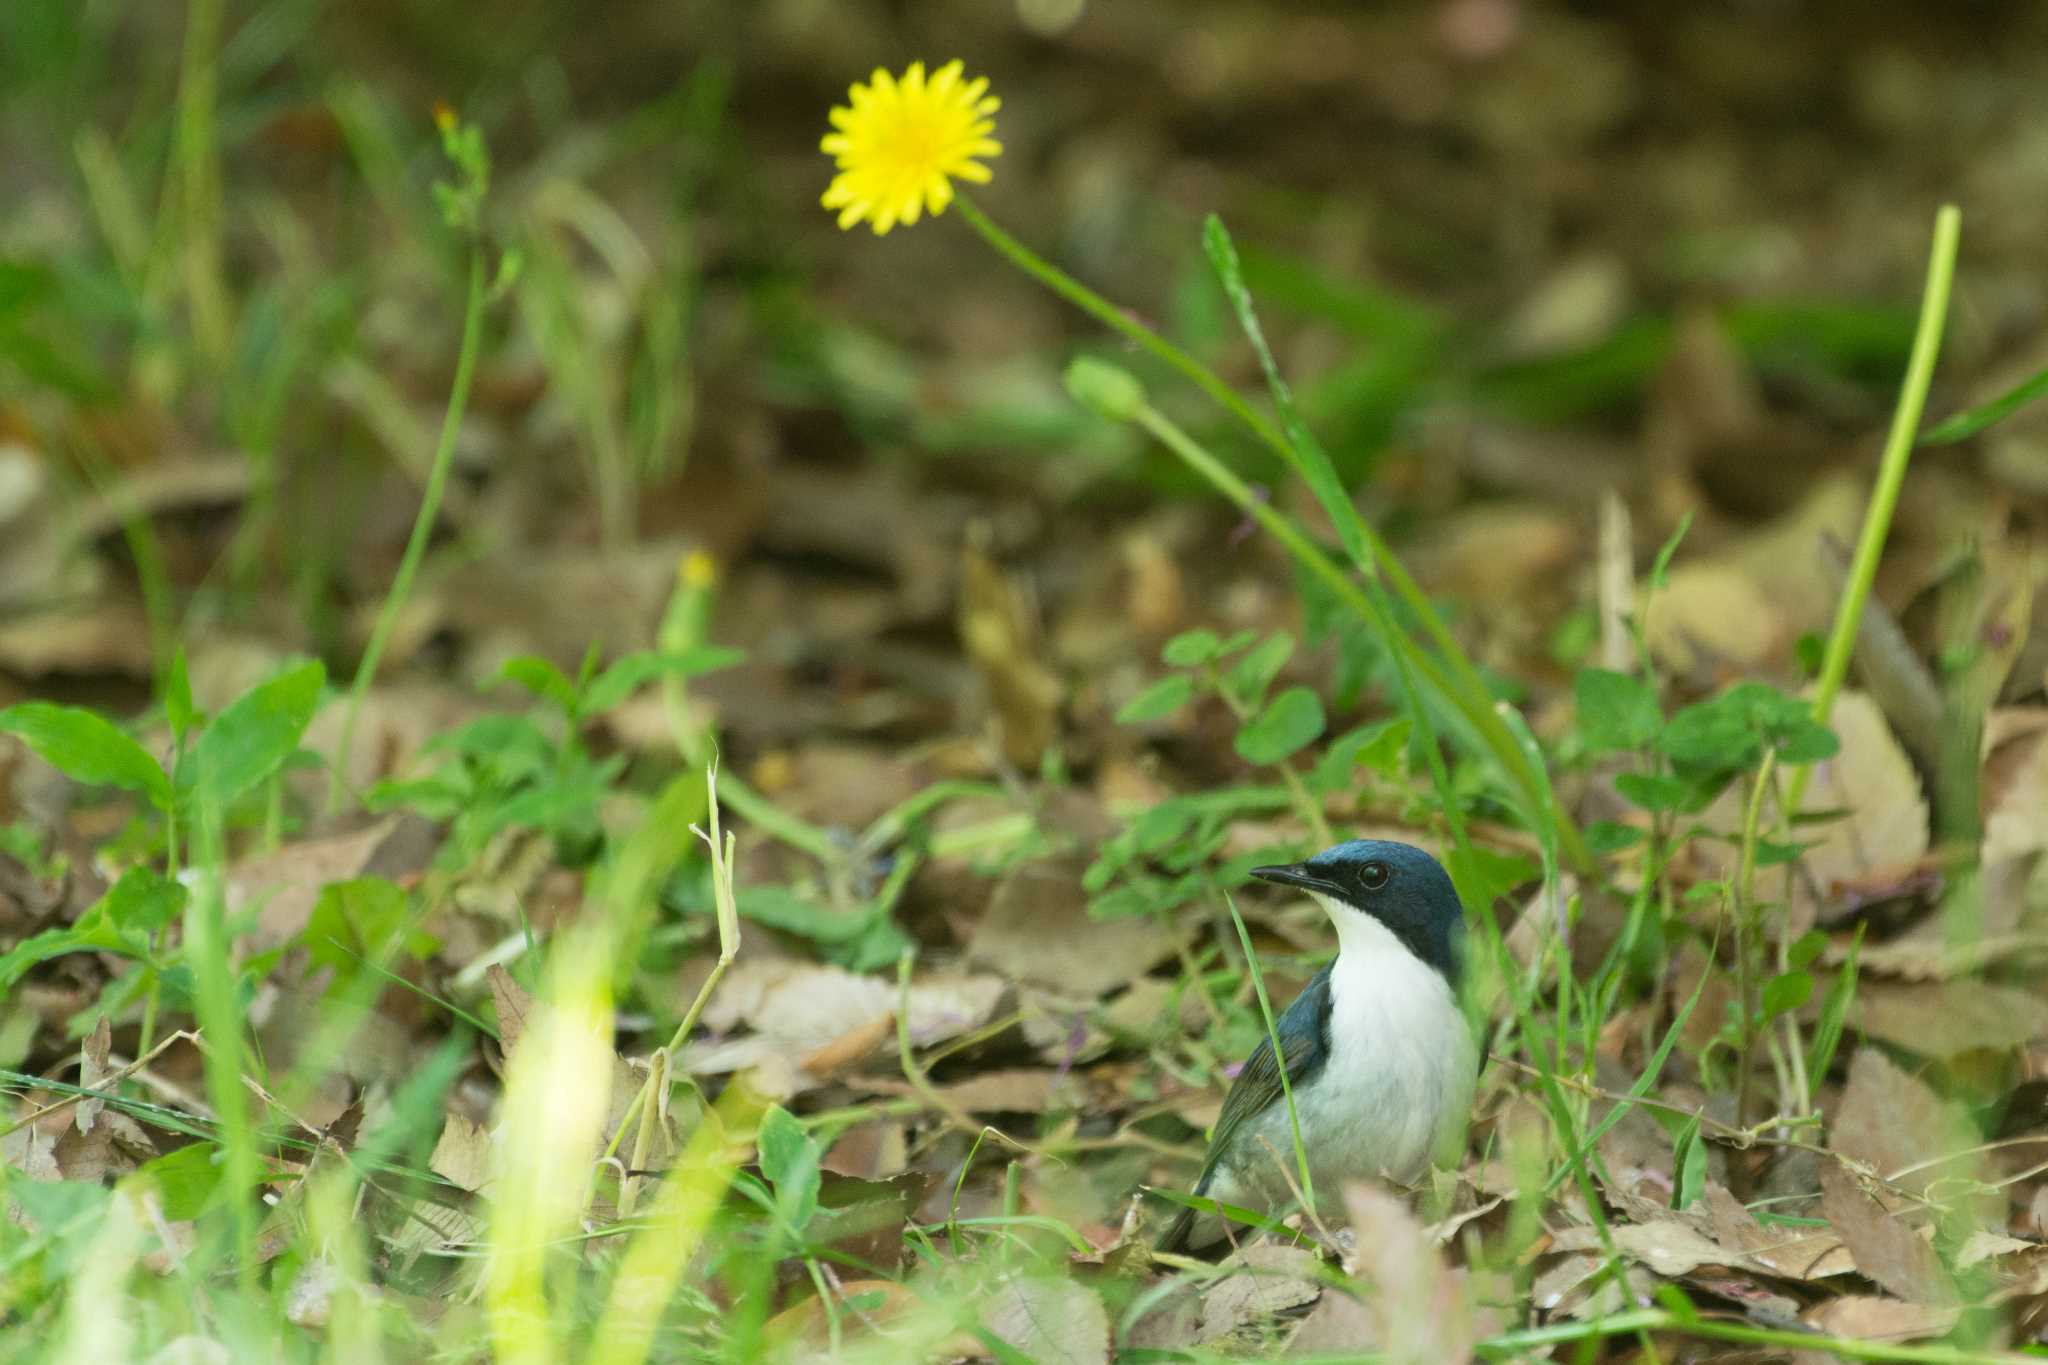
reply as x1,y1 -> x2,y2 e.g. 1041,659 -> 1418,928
1443,844 -> 1539,909
134,1142 -> 224,1220
1614,771 -> 1703,813
1308,718 -> 1409,793
188,660 -> 326,809
1162,629 -> 1222,668
1922,362 -> 2048,444
164,649 -> 198,744
1660,682 -> 1838,775
1116,675 -> 1194,725
305,878 -> 433,990
1761,971 -> 1814,1019
1585,820 -> 1646,854
1787,930 -> 1828,971
0,870 -> 174,991
1234,687 -> 1325,765
1574,668 -> 1661,753
99,866 -> 186,935
1807,926 -> 1862,1084
0,702 -> 169,809
581,647 -> 744,717
1672,1115 -> 1707,1211
1224,633 -> 1294,708
756,1105 -> 820,1233
1648,512 -> 1692,591
495,655 -> 577,712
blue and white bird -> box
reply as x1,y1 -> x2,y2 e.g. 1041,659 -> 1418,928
1158,838 -> 1478,1254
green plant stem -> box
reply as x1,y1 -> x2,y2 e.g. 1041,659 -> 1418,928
1732,748 -> 1777,1126
1459,1307 -> 2034,1364
956,195 -> 1585,870
331,249 -> 487,811
1130,400 -> 1579,867
1228,897 -> 1313,1214
1786,204 -> 1959,817
1209,668 -> 1332,845
172,0 -> 230,369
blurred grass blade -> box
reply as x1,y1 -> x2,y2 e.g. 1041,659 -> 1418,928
1807,926 -> 1862,1085
485,926 -> 617,1365
1199,212 -> 1579,873
587,1086 -> 761,1365
1921,362 -> 2048,444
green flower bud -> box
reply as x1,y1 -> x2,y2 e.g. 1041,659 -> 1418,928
1064,356 -> 1146,424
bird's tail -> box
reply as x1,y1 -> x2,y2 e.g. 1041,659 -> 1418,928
1155,1202 -> 1197,1255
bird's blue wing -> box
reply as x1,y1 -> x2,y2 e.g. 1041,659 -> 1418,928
1196,966 -> 1331,1191
1158,967 -> 1332,1253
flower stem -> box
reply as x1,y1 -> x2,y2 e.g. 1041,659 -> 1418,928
330,249 -> 488,811
1131,401 -> 1571,865
1785,205 -> 1959,817
956,194 -> 1584,870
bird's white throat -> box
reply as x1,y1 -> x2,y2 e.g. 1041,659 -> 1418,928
1305,890 -> 1475,1182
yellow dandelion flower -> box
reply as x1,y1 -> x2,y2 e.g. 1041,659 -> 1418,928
680,549 -> 717,589
821,60 -> 1001,235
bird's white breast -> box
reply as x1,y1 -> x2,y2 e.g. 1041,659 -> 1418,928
1214,899 -> 1477,1216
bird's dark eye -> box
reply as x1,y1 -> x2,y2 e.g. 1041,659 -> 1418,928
1358,860 -> 1390,891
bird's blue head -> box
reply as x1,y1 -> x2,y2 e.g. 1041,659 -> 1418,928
1250,839 -> 1464,984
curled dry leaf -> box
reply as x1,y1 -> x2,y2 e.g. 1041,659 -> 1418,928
1703,1183 -> 1855,1281
228,818 -> 404,952
1694,691 -> 1927,935
686,959 -> 1003,1096
1804,1294 -> 1960,1343
429,1113 -> 493,1193
959,526 -> 1062,768
1197,1243 -> 1322,1344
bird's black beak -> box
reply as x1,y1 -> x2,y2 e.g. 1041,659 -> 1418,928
1249,863 -> 1343,897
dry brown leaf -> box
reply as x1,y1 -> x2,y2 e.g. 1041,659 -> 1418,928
1957,1230 -> 2036,1269
686,960 -> 1004,1096
1548,1217 -> 1756,1278
763,1278 -> 977,1359
981,1273 -> 1111,1365
1702,1183 -> 1855,1281
1985,717 -> 2048,862
1198,1243 -> 1323,1344
77,1014 -> 112,1136
429,1113 -> 493,1193
1694,691 -> 1927,934
228,819 -> 404,952
1852,978 -> 2048,1058
484,964 -> 639,1140
1832,1049 -> 1980,1195
486,965 -> 537,1058
959,526 -> 1062,768
1,1122 -> 59,1181
1819,1162 -> 1955,1304
798,1011 -> 897,1078
968,858 -> 1186,999
1338,1183 -> 1477,1364
1804,1294 -> 1961,1342
0,601 -> 157,678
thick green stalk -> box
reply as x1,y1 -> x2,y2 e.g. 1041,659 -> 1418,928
1132,403 -> 1582,867
1786,205 -> 1960,816
331,250 -> 487,809
957,195 -> 1584,868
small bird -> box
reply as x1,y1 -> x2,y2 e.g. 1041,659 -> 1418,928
1158,838 -> 1478,1254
